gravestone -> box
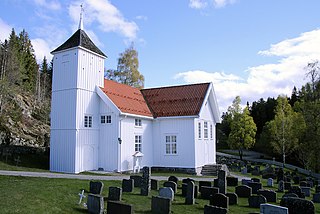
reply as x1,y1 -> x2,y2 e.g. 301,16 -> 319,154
235,185 -> 252,198
248,195 -> 267,208
185,181 -> 195,205
226,177 -> 238,186
163,181 -> 177,193
247,182 -> 262,194
199,181 -> 212,189
257,189 -> 277,203
280,197 -> 315,214
301,187 -> 311,197
278,180 -> 284,192
140,166 -> 150,196
282,193 -> 299,199
277,168 -> 285,183
300,181 -> 308,187
251,178 -> 260,183
151,179 -> 159,191
151,196 -> 171,214
241,167 -> 247,174
289,186 -> 305,198
267,178 -> 274,187
200,186 -> 219,200
210,193 -> 229,209
168,176 -> 178,185
130,175 -> 142,187
107,201 -> 133,214
260,203 -> 288,214
313,193 -> 320,203
204,205 -> 228,214
218,170 -> 227,194
226,192 -> 238,205
316,185 -> 320,193
213,178 -> 218,187
182,183 -> 187,197
182,178 -> 195,184
122,179 -> 134,192
90,181 -> 104,195
284,182 -> 292,191
159,187 -> 174,201
241,179 -> 251,186
108,187 -> 122,201
293,176 -> 300,185
87,194 -> 104,214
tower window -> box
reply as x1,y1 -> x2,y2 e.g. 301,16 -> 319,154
135,119 -> 142,127
101,115 -> 111,124
84,115 -> 92,128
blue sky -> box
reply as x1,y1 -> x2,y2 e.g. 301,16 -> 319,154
1,0 -> 320,112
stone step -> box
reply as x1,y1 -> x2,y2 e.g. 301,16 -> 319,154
201,164 -> 223,176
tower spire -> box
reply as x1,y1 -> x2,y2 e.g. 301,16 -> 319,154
78,4 -> 84,30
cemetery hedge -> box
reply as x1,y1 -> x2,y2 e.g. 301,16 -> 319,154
0,175 -> 319,213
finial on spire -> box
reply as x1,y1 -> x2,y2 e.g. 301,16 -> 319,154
78,4 -> 84,30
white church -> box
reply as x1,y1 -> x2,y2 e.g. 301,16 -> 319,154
49,16 -> 221,174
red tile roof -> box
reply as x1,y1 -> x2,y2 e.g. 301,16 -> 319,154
101,79 -> 153,117
101,80 -> 210,118
141,83 -> 210,118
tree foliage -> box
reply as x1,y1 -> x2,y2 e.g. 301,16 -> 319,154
227,96 -> 257,160
267,96 -> 306,165
105,44 -> 144,88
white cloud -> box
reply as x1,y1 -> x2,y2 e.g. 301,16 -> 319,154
31,38 -> 53,62
189,0 -> 208,9
0,18 -> 12,42
189,0 -> 235,9
33,0 -> 61,10
69,0 -> 139,40
175,29 -> 320,113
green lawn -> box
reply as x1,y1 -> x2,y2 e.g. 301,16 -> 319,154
1,175 -> 319,213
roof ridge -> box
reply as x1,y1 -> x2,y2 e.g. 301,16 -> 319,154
141,82 -> 210,91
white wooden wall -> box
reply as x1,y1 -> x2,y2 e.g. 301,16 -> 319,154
152,117 -> 196,168
50,47 -> 105,173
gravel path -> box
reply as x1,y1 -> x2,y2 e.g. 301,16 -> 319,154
0,170 -> 249,181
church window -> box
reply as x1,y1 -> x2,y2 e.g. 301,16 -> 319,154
84,115 -> 92,128
135,135 -> 142,152
204,122 -> 208,139
198,122 -> 201,139
210,124 -> 213,139
101,115 -> 111,124
165,135 -> 177,155
135,119 -> 142,127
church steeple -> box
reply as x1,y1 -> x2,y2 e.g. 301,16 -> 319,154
78,4 -> 84,30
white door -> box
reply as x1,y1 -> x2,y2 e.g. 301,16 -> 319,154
83,145 -> 94,171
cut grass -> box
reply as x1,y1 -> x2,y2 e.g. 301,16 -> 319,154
1,175 -> 319,213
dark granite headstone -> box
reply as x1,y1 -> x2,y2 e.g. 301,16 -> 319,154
163,181 -> 177,193
248,195 -> 267,208
226,192 -> 238,205
217,170 -> 227,194
107,201 -> 133,214
108,187 -> 122,201
235,185 -> 252,198
316,185 -> 320,193
204,205 -> 228,214
301,187 -> 311,197
284,182 -> 292,190
87,194 -> 104,214
313,193 -> 320,203
280,197 -> 315,214
185,181 -> 195,205
199,181 -> 212,189
200,186 -> 219,199
226,177 -> 238,186
130,175 -> 142,187
300,181 -> 308,187
210,193 -> 229,209
89,181 -> 104,195
122,179 -> 134,192
151,179 -> 159,190
168,176 -> 178,185
282,193 -> 299,199
213,178 -> 218,187
241,179 -> 251,186
140,166 -> 150,196
247,181 -> 262,194
182,183 -> 187,197
251,178 -> 260,183
182,178 -> 195,184
278,180 -> 284,192
257,189 -> 277,203
289,186 -> 305,198
151,196 -> 171,214
293,176 -> 300,185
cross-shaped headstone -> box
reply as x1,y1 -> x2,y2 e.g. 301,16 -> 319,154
78,189 -> 86,205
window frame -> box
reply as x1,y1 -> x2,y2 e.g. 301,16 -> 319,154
135,118 -> 142,127
84,115 -> 93,128
198,122 -> 201,139
101,115 -> 112,124
135,135 -> 142,152
204,121 -> 208,139
165,135 -> 177,155
210,124 -> 213,139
